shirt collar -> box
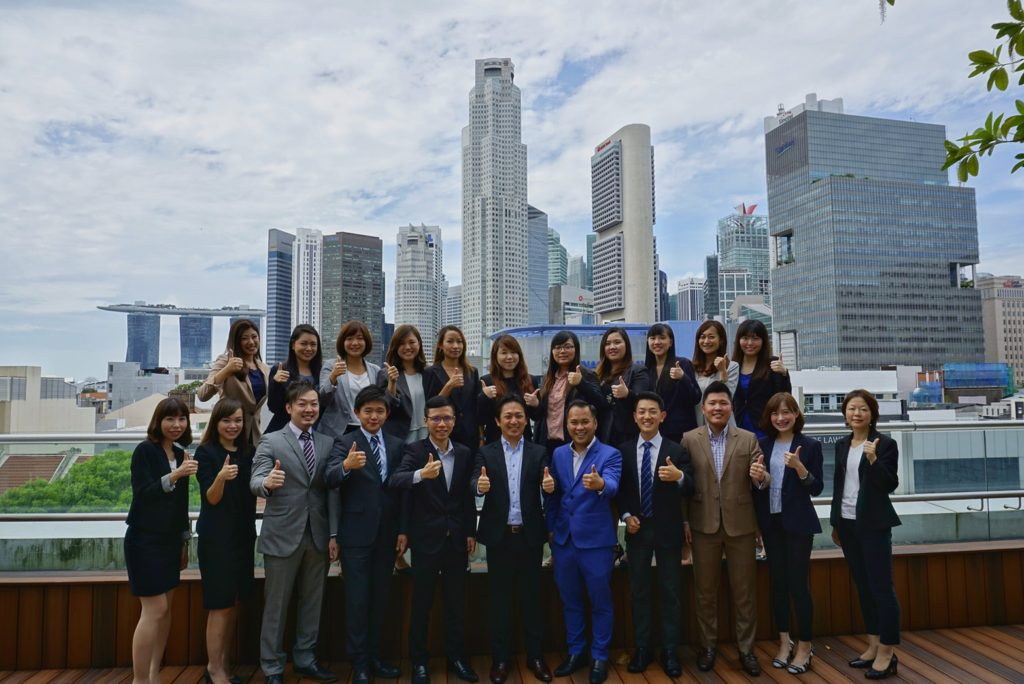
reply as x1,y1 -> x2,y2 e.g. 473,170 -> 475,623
288,422 -> 312,439
638,433 -> 663,450
707,423 -> 729,441
429,437 -> 453,456
500,435 -> 523,453
572,436 -> 598,459
360,427 -> 381,444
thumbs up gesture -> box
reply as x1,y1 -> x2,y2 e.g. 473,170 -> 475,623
217,453 -> 239,481
477,466 -> 490,494
383,361 -> 399,384
173,447 -> 198,481
863,437 -> 881,464
582,464 -> 604,491
568,365 -> 583,387
343,442 -> 366,470
783,445 -> 802,470
669,359 -> 683,380
273,364 -> 290,383
447,370 -> 464,390
770,354 -> 788,375
611,375 -> 628,399
658,456 -> 683,482
542,466 -> 555,494
524,388 -> 541,408
329,357 -> 348,384
749,454 -> 767,483
421,453 -> 442,480
480,378 -> 497,399
225,349 -> 244,374
713,355 -> 729,378
264,459 -> 286,490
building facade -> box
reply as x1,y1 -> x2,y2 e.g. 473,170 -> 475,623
125,312 -> 160,369
291,228 -> 323,334
266,229 -> 295,366
461,58 -> 529,356
979,274 -> 1024,385
547,226 -> 568,286
765,94 -> 984,370
715,207 -> 770,319
179,316 -> 212,368
322,232 -> 385,363
568,255 -> 586,290
443,284 -> 463,330
678,276 -> 705,320
549,285 -> 597,325
395,224 -> 444,360
527,206 -> 549,326
703,255 -> 719,322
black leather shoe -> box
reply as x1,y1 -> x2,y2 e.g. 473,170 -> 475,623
412,664 -> 430,684
849,657 -> 872,668
627,648 -> 652,673
372,659 -> 401,679
661,650 -> 682,678
352,668 -> 371,684
294,663 -> 338,682
448,659 -> 479,683
526,658 -> 552,682
865,655 -> 898,680
554,653 -> 589,677
489,661 -> 510,684
264,675 -> 284,684
696,648 -> 716,672
739,651 -> 761,677
589,660 -> 608,684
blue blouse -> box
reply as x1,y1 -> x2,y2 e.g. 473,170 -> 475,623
248,367 -> 266,403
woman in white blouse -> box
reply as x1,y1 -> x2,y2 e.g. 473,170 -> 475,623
319,320 -> 383,438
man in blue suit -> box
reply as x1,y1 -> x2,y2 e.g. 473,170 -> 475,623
545,399 -> 622,684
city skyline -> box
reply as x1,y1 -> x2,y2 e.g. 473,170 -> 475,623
2,1 -> 1021,378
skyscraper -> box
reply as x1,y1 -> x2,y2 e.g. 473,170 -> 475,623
179,316 -> 212,368
678,277 -> 706,320
714,206 -> 770,319
765,93 -> 984,369
979,274 -> 1024,386
547,226 -> 568,287
444,284 -> 463,330
322,232 -> 385,363
126,312 -> 160,369
527,205 -> 549,325
291,228 -> 323,333
266,229 -> 295,365
461,58 -> 528,355
395,224 -> 443,359
591,123 -> 657,323
703,255 -> 719,321
568,255 -> 586,289
658,270 -> 669,323
585,234 -> 596,290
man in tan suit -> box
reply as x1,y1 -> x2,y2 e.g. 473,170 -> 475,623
682,380 -> 767,677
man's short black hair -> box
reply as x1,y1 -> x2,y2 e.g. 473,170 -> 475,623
354,385 -> 389,412
702,380 -> 733,404
286,381 -> 318,404
496,394 -> 527,415
424,394 -> 454,417
634,390 -> 664,410
566,398 -> 597,419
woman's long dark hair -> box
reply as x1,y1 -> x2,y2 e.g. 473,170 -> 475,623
644,323 -> 678,369
201,397 -> 246,449
225,318 -> 262,380
283,324 -> 323,379
595,327 -> 633,382
541,330 -> 581,399
732,319 -> 773,380
385,324 -> 426,372
434,325 -> 474,376
692,320 -> 728,377
489,335 -> 535,397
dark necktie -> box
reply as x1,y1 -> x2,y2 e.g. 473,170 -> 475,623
641,441 -> 654,518
370,434 -> 384,481
299,431 -> 316,477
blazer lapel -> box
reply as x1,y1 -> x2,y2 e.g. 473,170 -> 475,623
282,429 -> 311,485
358,432 -> 383,483
572,441 -> 599,489
491,443 -> 511,501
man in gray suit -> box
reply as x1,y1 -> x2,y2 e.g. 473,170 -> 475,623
251,381 -> 342,684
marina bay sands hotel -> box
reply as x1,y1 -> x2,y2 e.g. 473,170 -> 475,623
98,302 -> 266,369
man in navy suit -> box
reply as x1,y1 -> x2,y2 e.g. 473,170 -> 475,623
545,399 -> 622,684
324,385 -> 406,684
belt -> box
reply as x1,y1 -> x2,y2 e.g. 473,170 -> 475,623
506,525 -> 523,534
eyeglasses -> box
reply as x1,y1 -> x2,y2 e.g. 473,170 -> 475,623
428,415 -> 455,424
553,343 -> 575,352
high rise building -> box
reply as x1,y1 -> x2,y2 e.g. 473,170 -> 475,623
291,228 -> 323,333
667,293 -> 679,320
444,284 -> 463,330
715,206 -> 770,319
461,58 -> 528,356
591,123 -> 657,322
765,93 -> 983,369
547,226 -> 568,286
678,277 -> 706,321
322,232 -> 385,363
266,229 -> 295,365
568,255 -> 586,289
126,312 -> 160,369
703,255 -> 719,321
179,316 -> 212,368
527,206 -> 549,325
585,234 -> 596,290
658,270 -> 669,323
549,285 -> 597,325
395,224 -> 443,359
979,274 -> 1024,385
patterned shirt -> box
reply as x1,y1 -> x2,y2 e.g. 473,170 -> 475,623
707,424 -> 729,482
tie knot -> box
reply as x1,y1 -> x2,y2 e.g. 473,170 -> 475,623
643,441 -> 653,450
300,431 -> 312,441
371,435 -> 380,445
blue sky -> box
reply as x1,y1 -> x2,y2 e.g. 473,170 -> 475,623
1,0 -> 1021,380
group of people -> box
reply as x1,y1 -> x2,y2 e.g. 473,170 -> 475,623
125,317 -> 903,684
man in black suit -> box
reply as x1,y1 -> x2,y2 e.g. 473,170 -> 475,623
324,386 -> 406,684
616,391 -> 694,677
472,396 -> 554,684
390,395 -> 479,684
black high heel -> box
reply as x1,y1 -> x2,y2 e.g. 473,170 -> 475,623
865,654 -> 898,680
849,656 -> 872,668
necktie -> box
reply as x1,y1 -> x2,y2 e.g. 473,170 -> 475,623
299,431 -> 316,477
370,434 -> 384,481
640,441 -> 654,518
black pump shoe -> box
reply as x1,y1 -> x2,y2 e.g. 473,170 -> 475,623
865,655 -> 898,680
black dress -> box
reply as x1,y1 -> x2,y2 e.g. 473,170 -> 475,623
195,441 -> 257,609
124,440 -> 190,597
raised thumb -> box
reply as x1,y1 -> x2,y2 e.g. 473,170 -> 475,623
591,464 -> 598,474
481,379 -> 488,390
480,466 -> 487,477
273,459 -> 282,470
575,365 -> 582,374
665,457 -> 673,467
757,455 -> 764,465
427,453 -> 435,463
617,376 -> 624,385
224,455 -> 231,466
794,446 -> 802,457
873,438 -> 881,448
543,466 -> 551,477
349,442 -> 358,453
674,360 -> 681,368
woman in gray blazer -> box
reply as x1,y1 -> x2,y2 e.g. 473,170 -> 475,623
319,320 -> 382,438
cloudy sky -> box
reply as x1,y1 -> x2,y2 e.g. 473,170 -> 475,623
2,0 -> 1021,380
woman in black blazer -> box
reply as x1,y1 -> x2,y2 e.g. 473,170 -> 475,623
751,393 -> 823,675
644,323 -> 701,443
265,324 -> 323,434
426,325 -> 480,452
125,397 -> 196,684
477,334 -> 540,444
830,389 -> 901,679
732,320 -> 791,439
381,324 -> 436,444
195,398 -> 257,684
534,330 -> 604,453
595,327 -> 650,445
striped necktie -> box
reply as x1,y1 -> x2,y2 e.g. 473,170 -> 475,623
640,441 -> 654,518
299,431 -> 316,477
370,434 -> 384,481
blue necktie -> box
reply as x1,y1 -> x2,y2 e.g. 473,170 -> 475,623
641,441 -> 654,518
370,434 -> 385,481
299,431 -> 316,477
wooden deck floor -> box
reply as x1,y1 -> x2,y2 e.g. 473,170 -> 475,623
0,626 -> 1021,684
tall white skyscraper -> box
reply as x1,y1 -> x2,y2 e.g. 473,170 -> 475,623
461,58 -> 528,355
678,277 -> 706,320
395,224 -> 443,359
591,124 -> 656,323
291,228 -> 323,331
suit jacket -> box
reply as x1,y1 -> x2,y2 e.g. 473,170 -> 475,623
829,429 -> 901,530
732,369 -> 792,434
646,356 -> 701,441
125,440 -> 190,538
198,352 -> 271,448
318,360 -> 383,438
682,425 -> 762,537
324,428 -> 407,547
615,436 -> 694,547
545,439 -> 622,549
382,370 -> 435,439
533,367 -> 604,444
753,433 -> 824,535
195,441 -> 257,541
389,438 -> 477,555
472,438 -> 549,548
426,364 -> 480,451
249,425 -> 342,556
476,373 -> 541,445
597,363 -> 650,445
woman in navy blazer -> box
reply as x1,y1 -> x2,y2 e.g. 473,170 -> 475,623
595,327 -> 650,445
477,334 -> 541,444
426,325 -> 480,452
753,393 -> 823,675
265,324 -> 323,433
732,320 -> 791,439
125,397 -> 195,684
830,389 -> 901,679
644,323 -> 701,443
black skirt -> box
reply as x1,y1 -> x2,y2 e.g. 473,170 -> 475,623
125,526 -> 182,597
198,533 -> 256,609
